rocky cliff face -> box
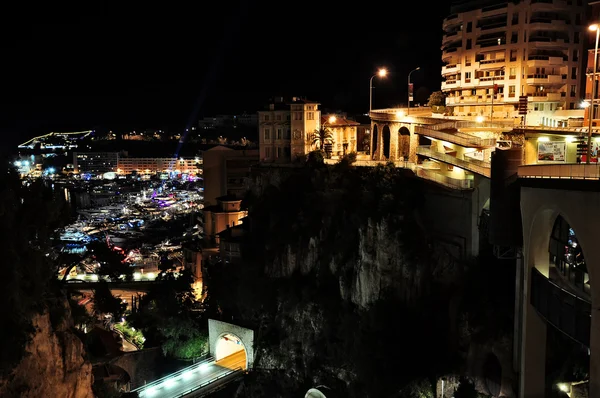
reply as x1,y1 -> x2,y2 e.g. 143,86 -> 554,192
0,303 -> 94,398
267,217 -> 459,308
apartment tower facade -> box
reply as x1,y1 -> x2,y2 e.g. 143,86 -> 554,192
442,0 -> 587,125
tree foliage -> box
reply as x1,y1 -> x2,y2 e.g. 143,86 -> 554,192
92,281 -> 127,320
310,128 -> 334,150
428,90 -> 445,107
127,270 -> 207,359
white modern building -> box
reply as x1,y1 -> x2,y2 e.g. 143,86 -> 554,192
442,0 -> 587,126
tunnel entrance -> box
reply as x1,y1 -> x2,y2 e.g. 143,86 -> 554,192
215,333 -> 247,370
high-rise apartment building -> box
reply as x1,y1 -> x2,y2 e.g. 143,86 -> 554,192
442,0 -> 586,125
258,97 -> 321,162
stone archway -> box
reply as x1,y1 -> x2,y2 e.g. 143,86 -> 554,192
208,319 -> 254,369
372,124 -> 379,160
520,187 -> 600,397
398,126 -> 410,160
382,125 -> 391,160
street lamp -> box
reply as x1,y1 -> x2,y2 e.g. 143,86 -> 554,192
587,23 -> 600,164
370,68 -> 387,112
407,67 -> 420,115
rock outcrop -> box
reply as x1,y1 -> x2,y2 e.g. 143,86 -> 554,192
0,303 -> 94,398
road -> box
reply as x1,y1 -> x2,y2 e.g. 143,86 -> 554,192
137,351 -> 245,398
215,350 -> 246,370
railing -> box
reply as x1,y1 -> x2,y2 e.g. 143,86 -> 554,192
417,147 -> 491,177
530,268 -> 591,347
518,164 -> 600,180
415,125 -> 497,148
416,168 -> 474,190
173,367 -> 244,398
133,355 -> 214,393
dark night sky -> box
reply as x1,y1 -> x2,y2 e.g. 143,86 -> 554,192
1,1 -> 448,146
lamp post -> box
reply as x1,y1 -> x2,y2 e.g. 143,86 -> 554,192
587,24 -> 600,164
407,67 -> 420,115
370,68 -> 387,113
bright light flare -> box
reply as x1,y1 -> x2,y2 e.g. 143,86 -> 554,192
378,68 -> 387,77
182,370 -> 194,380
133,272 -> 142,281
328,116 -> 337,124
590,24 -> 599,32
557,383 -> 569,392
146,272 -> 155,280
476,115 -> 485,123
163,377 -> 176,388
395,110 -> 405,118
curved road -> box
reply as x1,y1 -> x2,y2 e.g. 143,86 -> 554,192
137,351 -> 245,398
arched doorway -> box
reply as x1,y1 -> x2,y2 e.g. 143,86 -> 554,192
372,125 -> 379,160
215,333 -> 248,370
398,126 -> 410,160
382,125 -> 391,160
549,215 -> 590,296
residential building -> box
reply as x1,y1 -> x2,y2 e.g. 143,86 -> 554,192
73,152 -> 119,175
442,0 -> 587,125
202,145 -> 259,206
321,114 -> 360,158
117,157 -> 199,176
258,97 -> 321,162
218,223 -> 245,264
203,195 -> 247,241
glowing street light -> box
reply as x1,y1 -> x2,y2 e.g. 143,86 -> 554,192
370,68 -> 388,112
328,115 -> 337,124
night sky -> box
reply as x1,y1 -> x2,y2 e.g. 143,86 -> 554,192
1,2 -> 448,145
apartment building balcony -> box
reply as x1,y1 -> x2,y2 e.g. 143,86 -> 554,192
478,75 -> 505,83
442,31 -> 462,46
441,79 -> 460,90
442,14 -> 460,30
527,55 -> 567,66
529,38 -> 569,48
446,94 -> 503,105
526,73 -> 566,85
529,19 -> 569,32
414,125 -> 496,148
478,58 -> 506,68
442,46 -> 460,56
586,66 -> 600,74
416,146 -> 491,177
480,2 -> 508,17
527,92 -> 564,102
415,167 -> 474,190
531,0 -> 569,10
441,64 -> 461,75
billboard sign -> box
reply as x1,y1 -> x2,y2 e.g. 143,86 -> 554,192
537,142 -> 566,162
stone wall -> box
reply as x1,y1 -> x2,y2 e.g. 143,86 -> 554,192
208,319 -> 254,367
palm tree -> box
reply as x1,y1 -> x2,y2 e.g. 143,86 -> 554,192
310,128 -> 334,151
